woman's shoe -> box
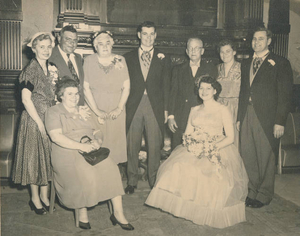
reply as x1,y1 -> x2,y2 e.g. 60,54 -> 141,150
79,221 -> 91,230
29,200 -> 47,215
41,201 -> 56,212
110,214 -> 134,230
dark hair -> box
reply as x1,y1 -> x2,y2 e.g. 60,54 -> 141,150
195,75 -> 222,101
32,34 -> 53,49
253,27 -> 272,39
137,21 -> 156,33
60,25 -> 77,37
55,76 -> 79,102
217,39 -> 236,53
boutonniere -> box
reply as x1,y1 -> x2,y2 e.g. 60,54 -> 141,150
268,59 -> 276,66
48,64 -> 59,85
157,53 -> 165,60
111,55 -> 124,70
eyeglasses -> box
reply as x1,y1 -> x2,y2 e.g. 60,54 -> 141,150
188,47 -> 203,52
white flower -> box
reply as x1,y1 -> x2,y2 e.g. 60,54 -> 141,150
268,59 -> 276,66
48,64 -> 58,84
112,55 -> 124,70
157,53 -> 165,60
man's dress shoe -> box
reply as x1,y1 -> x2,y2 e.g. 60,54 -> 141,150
251,199 -> 265,208
125,185 -> 135,194
245,197 -> 255,207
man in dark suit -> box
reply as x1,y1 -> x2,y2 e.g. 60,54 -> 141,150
237,27 -> 293,208
124,21 -> 171,194
168,38 -> 218,150
49,25 -> 85,105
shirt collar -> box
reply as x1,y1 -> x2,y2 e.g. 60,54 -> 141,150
253,50 -> 269,60
190,60 -> 201,67
58,45 -> 74,60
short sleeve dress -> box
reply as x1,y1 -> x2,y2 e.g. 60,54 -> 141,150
45,103 -> 124,209
12,58 -> 55,186
84,54 -> 129,164
217,61 -> 241,147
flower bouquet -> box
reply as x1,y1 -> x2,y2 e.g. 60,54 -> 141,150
183,127 -> 223,168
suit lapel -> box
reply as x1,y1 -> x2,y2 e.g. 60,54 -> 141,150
146,49 -> 159,82
251,53 -> 273,86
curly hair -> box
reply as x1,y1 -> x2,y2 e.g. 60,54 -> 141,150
217,39 -> 236,53
195,75 -> 222,101
55,76 -> 79,102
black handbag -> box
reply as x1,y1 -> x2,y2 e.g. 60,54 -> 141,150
79,135 -> 110,166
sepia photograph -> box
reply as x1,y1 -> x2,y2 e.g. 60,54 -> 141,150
0,0 -> 300,235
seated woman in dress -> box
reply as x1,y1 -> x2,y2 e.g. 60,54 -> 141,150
217,39 -> 241,147
145,75 -> 248,229
45,78 -> 134,230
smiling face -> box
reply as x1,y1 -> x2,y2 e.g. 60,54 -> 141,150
220,44 -> 236,64
252,31 -> 271,54
59,31 -> 78,54
32,39 -> 53,61
94,34 -> 113,58
198,82 -> 216,101
61,87 -> 80,108
138,27 -> 156,48
186,39 -> 204,63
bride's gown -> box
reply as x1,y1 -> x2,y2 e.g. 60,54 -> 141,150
145,105 -> 248,228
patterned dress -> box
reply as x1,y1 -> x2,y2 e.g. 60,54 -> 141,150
84,54 -> 130,164
145,105 -> 248,228
12,58 -> 55,186
217,61 -> 241,147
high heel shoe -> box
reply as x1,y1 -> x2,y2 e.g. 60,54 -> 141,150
79,221 -> 91,230
110,214 -> 134,230
29,200 -> 47,215
41,201 -> 55,212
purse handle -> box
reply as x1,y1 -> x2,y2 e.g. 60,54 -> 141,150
80,135 -> 92,144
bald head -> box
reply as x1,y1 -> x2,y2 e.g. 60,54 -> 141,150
186,38 -> 205,63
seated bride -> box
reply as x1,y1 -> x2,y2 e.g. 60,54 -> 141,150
145,75 -> 248,229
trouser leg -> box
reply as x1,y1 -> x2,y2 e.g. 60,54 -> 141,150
143,96 -> 163,188
126,103 -> 144,187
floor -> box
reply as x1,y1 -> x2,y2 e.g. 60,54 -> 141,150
1,172 -> 300,236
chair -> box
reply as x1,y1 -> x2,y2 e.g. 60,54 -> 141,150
277,112 -> 300,174
49,175 -> 79,227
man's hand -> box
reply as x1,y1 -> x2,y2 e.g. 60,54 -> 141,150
236,121 -> 240,131
273,124 -> 284,138
168,118 -> 178,133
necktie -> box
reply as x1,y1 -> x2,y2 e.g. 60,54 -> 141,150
141,50 -> 151,70
253,57 -> 263,75
67,54 -> 79,83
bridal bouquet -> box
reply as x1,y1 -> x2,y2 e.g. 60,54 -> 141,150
183,127 -> 223,167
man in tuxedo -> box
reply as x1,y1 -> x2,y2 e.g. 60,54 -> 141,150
124,21 -> 171,194
168,38 -> 217,150
237,27 -> 293,208
49,25 -> 85,105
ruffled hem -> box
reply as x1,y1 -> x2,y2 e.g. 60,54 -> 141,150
145,187 -> 246,229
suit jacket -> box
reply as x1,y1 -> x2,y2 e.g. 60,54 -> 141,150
237,52 -> 293,154
124,48 -> 171,134
168,60 -> 218,132
48,46 -> 85,105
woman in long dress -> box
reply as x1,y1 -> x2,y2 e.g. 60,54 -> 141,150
83,31 -> 130,164
217,39 -> 241,147
12,32 -> 57,215
145,75 -> 248,229
45,78 -> 134,230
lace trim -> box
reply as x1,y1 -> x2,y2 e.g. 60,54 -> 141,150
98,62 -> 114,74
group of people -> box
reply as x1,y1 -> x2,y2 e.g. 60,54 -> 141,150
11,20 -> 293,230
